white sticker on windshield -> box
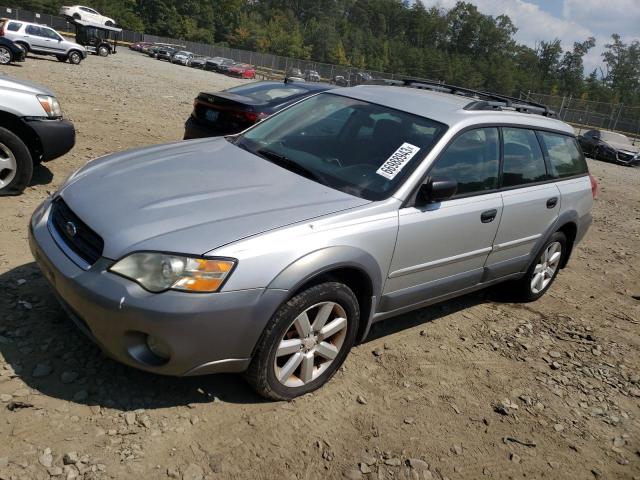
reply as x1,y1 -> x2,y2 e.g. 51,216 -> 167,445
376,143 -> 421,180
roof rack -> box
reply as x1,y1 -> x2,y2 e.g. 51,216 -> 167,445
363,78 -> 557,118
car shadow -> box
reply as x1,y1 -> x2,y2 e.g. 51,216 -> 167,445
30,163 -> 54,187
1,262 -> 511,411
0,262 -> 266,411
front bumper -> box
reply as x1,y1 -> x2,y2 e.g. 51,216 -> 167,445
29,200 -> 288,376
24,118 -> 75,162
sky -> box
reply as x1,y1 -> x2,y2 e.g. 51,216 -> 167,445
418,0 -> 640,74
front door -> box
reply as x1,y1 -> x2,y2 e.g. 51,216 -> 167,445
382,127 -> 503,312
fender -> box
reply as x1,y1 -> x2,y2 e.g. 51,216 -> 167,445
525,209 -> 581,272
267,245 -> 384,342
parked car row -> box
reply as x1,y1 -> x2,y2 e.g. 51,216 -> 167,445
129,42 -> 259,79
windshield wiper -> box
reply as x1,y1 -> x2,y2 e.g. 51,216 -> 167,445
257,148 -> 324,182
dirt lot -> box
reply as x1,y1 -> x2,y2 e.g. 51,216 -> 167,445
0,49 -> 639,480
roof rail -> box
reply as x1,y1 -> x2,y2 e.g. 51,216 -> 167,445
363,78 -> 557,118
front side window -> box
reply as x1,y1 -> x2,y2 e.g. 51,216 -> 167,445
236,93 -> 447,200
429,128 -> 500,196
42,28 -> 62,40
502,128 -> 547,187
539,132 -> 588,178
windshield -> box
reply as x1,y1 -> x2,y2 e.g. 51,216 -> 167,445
235,93 -> 447,200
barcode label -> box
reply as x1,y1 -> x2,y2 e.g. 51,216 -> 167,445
376,143 -> 421,180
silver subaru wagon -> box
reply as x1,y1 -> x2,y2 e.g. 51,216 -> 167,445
29,81 -> 596,399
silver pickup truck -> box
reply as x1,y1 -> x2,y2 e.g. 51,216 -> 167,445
0,76 -> 75,195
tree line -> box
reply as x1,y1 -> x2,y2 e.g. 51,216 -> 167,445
13,0 -> 640,107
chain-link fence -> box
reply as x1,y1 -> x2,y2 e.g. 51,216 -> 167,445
523,92 -> 640,139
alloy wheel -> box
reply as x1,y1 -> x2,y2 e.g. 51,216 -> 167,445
274,301 -> 348,387
0,142 -> 18,189
531,241 -> 562,294
0,47 -> 11,65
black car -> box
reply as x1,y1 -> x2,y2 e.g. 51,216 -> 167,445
0,37 -> 26,65
578,129 -> 640,166
184,80 -> 335,139
189,56 -> 208,69
204,57 -> 228,71
215,58 -> 235,73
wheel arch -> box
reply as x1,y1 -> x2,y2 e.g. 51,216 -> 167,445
0,111 -> 40,162
266,246 -> 383,343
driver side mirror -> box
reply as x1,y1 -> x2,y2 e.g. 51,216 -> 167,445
418,177 -> 458,204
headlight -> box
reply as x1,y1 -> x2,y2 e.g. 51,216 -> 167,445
109,252 -> 236,293
37,95 -> 63,118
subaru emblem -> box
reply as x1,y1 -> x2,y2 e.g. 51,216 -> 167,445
65,221 -> 77,237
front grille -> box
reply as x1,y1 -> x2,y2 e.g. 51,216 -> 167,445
50,198 -> 104,265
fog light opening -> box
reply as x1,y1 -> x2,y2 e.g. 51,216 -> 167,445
146,335 -> 171,362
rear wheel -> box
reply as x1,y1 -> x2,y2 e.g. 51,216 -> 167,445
0,46 -> 12,65
105,21 -> 114,27
245,282 -> 359,400
67,51 -> 82,64
0,127 -> 33,196
508,232 -> 567,302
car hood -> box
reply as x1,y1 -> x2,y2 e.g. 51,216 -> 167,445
59,138 -> 369,259
0,75 -> 53,96
606,141 -> 639,154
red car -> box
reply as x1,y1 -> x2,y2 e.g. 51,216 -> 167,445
129,41 -> 153,52
228,63 -> 257,79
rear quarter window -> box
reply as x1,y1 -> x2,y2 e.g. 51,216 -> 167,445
7,22 -> 22,32
539,132 -> 588,178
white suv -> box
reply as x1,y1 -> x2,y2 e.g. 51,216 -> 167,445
0,20 -> 86,64
59,5 -> 116,26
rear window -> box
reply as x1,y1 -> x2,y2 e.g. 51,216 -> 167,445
225,84 -> 307,102
539,132 -> 588,178
7,22 -> 22,31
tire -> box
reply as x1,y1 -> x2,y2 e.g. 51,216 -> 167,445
0,46 -> 12,65
0,127 -> 33,196
67,50 -> 82,64
73,13 -> 81,20
15,42 -> 28,54
245,282 -> 359,400
97,46 -> 109,57
508,231 -> 567,302
105,21 -> 114,27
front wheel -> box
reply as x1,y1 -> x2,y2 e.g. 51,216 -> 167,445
67,51 -> 82,64
509,232 -> 567,302
97,46 -> 109,57
0,127 -> 33,196
245,282 -> 359,400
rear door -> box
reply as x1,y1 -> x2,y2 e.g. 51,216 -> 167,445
24,25 -> 50,53
383,127 -> 503,312
485,127 -> 560,278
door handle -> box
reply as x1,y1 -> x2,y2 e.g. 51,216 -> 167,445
480,209 -> 498,223
546,197 -> 558,209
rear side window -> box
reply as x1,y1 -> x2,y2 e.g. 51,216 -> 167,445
430,128 -> 500,196
539,132 -> 588,178
7,22 -> 22,32
502,128 -> 547,187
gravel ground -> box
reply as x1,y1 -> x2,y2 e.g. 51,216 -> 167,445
0,49 -> 639,480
